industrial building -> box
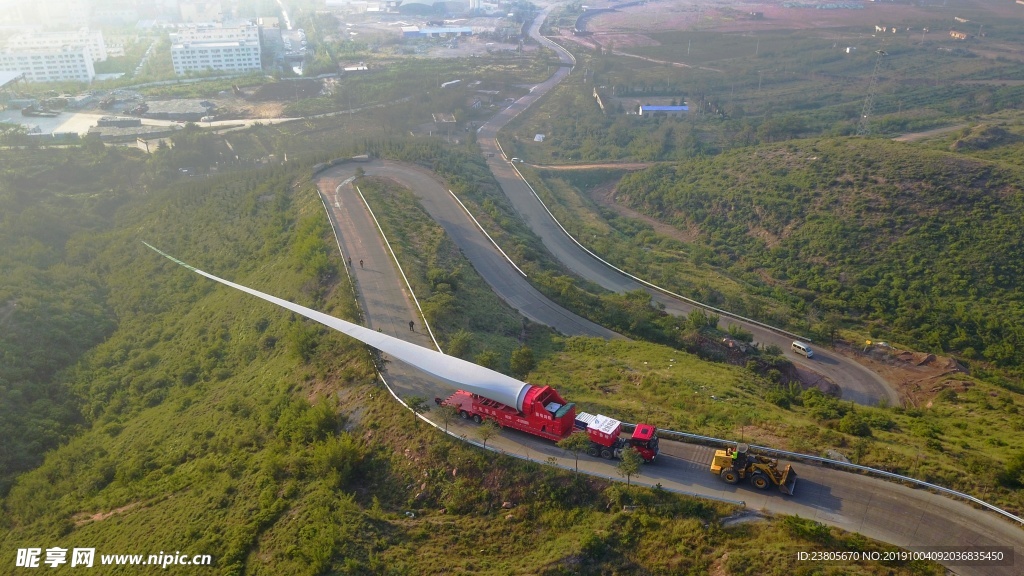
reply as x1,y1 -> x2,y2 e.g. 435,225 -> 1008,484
6,28 -> 108,62
401,26 -> 473,38
0,45 -> 95,82
170,23 -> 262,75
142,99 -> 214,122
638,104 -> 688,117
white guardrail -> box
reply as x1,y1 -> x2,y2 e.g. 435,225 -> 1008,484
353,184 -> 442,351
317,165 -> 1022,527
378,372 -> 746,507
379,366 -> 1023,525
636,424 -> 1024,526
447,189 -> 527,278
507,161 -> 813,343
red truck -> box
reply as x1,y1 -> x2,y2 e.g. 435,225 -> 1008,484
436,385 -> 659,462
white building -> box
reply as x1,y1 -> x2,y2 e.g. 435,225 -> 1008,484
173,23 -> 258,44
0,45 -> 95,82
170,24 -> 262,75
6,28 -> 108,62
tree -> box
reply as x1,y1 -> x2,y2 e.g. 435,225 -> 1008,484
474,349 -> 500,370
476,418 -> 500,449
436,404 -> 459,434
406,395 -> 429,426
557,431 -> 591,474
446,329 -> 472,358
617,448 -> 643,486
509,345 -> 535,378
821,312 -> 842,347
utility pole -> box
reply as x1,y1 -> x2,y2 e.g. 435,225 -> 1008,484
857,49 -> 887,136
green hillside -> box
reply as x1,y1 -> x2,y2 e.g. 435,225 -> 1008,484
0,146 -> 147,493
615,137 -> 1024,378
0,145 -> 939,575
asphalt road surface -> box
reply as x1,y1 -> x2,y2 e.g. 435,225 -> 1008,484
470,6 -> 899,407
318,163 -> 618,340
301,6 -> 1023,571
314,163 -> 1024,576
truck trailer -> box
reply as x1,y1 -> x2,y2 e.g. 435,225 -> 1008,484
147,245 -> 661,465
436,386 -> 659,462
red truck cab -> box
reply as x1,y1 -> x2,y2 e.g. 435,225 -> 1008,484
628,423 -> 660,463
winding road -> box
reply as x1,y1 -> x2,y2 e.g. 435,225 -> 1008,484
470,5 -> 900,407
301,4 -> 1022,572
314,160 -> 1023,576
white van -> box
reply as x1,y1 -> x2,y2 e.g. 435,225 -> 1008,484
791,341 -> 813,358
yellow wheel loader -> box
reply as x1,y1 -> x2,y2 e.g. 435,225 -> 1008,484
710,443 -> 797,495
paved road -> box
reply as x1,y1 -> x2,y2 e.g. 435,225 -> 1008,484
469,8 -> 899,407
300,7 -> 1023,571
314,163 -> 1024,576
318,163 -> 618,340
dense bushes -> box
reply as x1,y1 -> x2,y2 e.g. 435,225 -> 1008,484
616,138 -> 1024,378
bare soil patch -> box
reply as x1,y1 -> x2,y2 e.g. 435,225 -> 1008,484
587,0 -> 1016,35
832,343 -> 966,407
246,79 -> 324,103
73,501 -> 144,526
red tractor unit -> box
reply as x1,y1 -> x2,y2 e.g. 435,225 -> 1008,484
435,384 -> 659,462
575,412 -> 659,463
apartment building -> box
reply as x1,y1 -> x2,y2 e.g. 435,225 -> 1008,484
6,28 -> 108,62
0,45 -> 95,82
170,23 -> 262,75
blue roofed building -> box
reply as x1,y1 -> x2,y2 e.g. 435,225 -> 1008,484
638,104 -> 689,117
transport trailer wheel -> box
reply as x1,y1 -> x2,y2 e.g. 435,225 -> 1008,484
750,473 -> 771,490
472,414 -> 482,424
587,445 -> 599,457
460,410 -> 470,420
600,448 -> 613,459
720,468 -> 740,484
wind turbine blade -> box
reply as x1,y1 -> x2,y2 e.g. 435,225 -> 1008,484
143,242 -> 531,411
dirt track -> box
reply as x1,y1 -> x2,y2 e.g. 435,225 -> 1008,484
892,124 -> 967,142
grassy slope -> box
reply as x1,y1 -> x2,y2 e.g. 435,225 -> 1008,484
614,137 -> 1024,372
503,139 -> 1024,511
0,146 -> 148,493
0,151 -> 939,575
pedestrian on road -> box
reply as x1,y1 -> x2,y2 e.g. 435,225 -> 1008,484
359,259 -> 364,269
409,320 -> 415,331
347,257 -> 352,267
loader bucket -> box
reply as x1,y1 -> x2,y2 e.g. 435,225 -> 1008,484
778,465 -> 797,496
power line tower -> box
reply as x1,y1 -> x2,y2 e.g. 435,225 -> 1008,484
857,49 -> 887,136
